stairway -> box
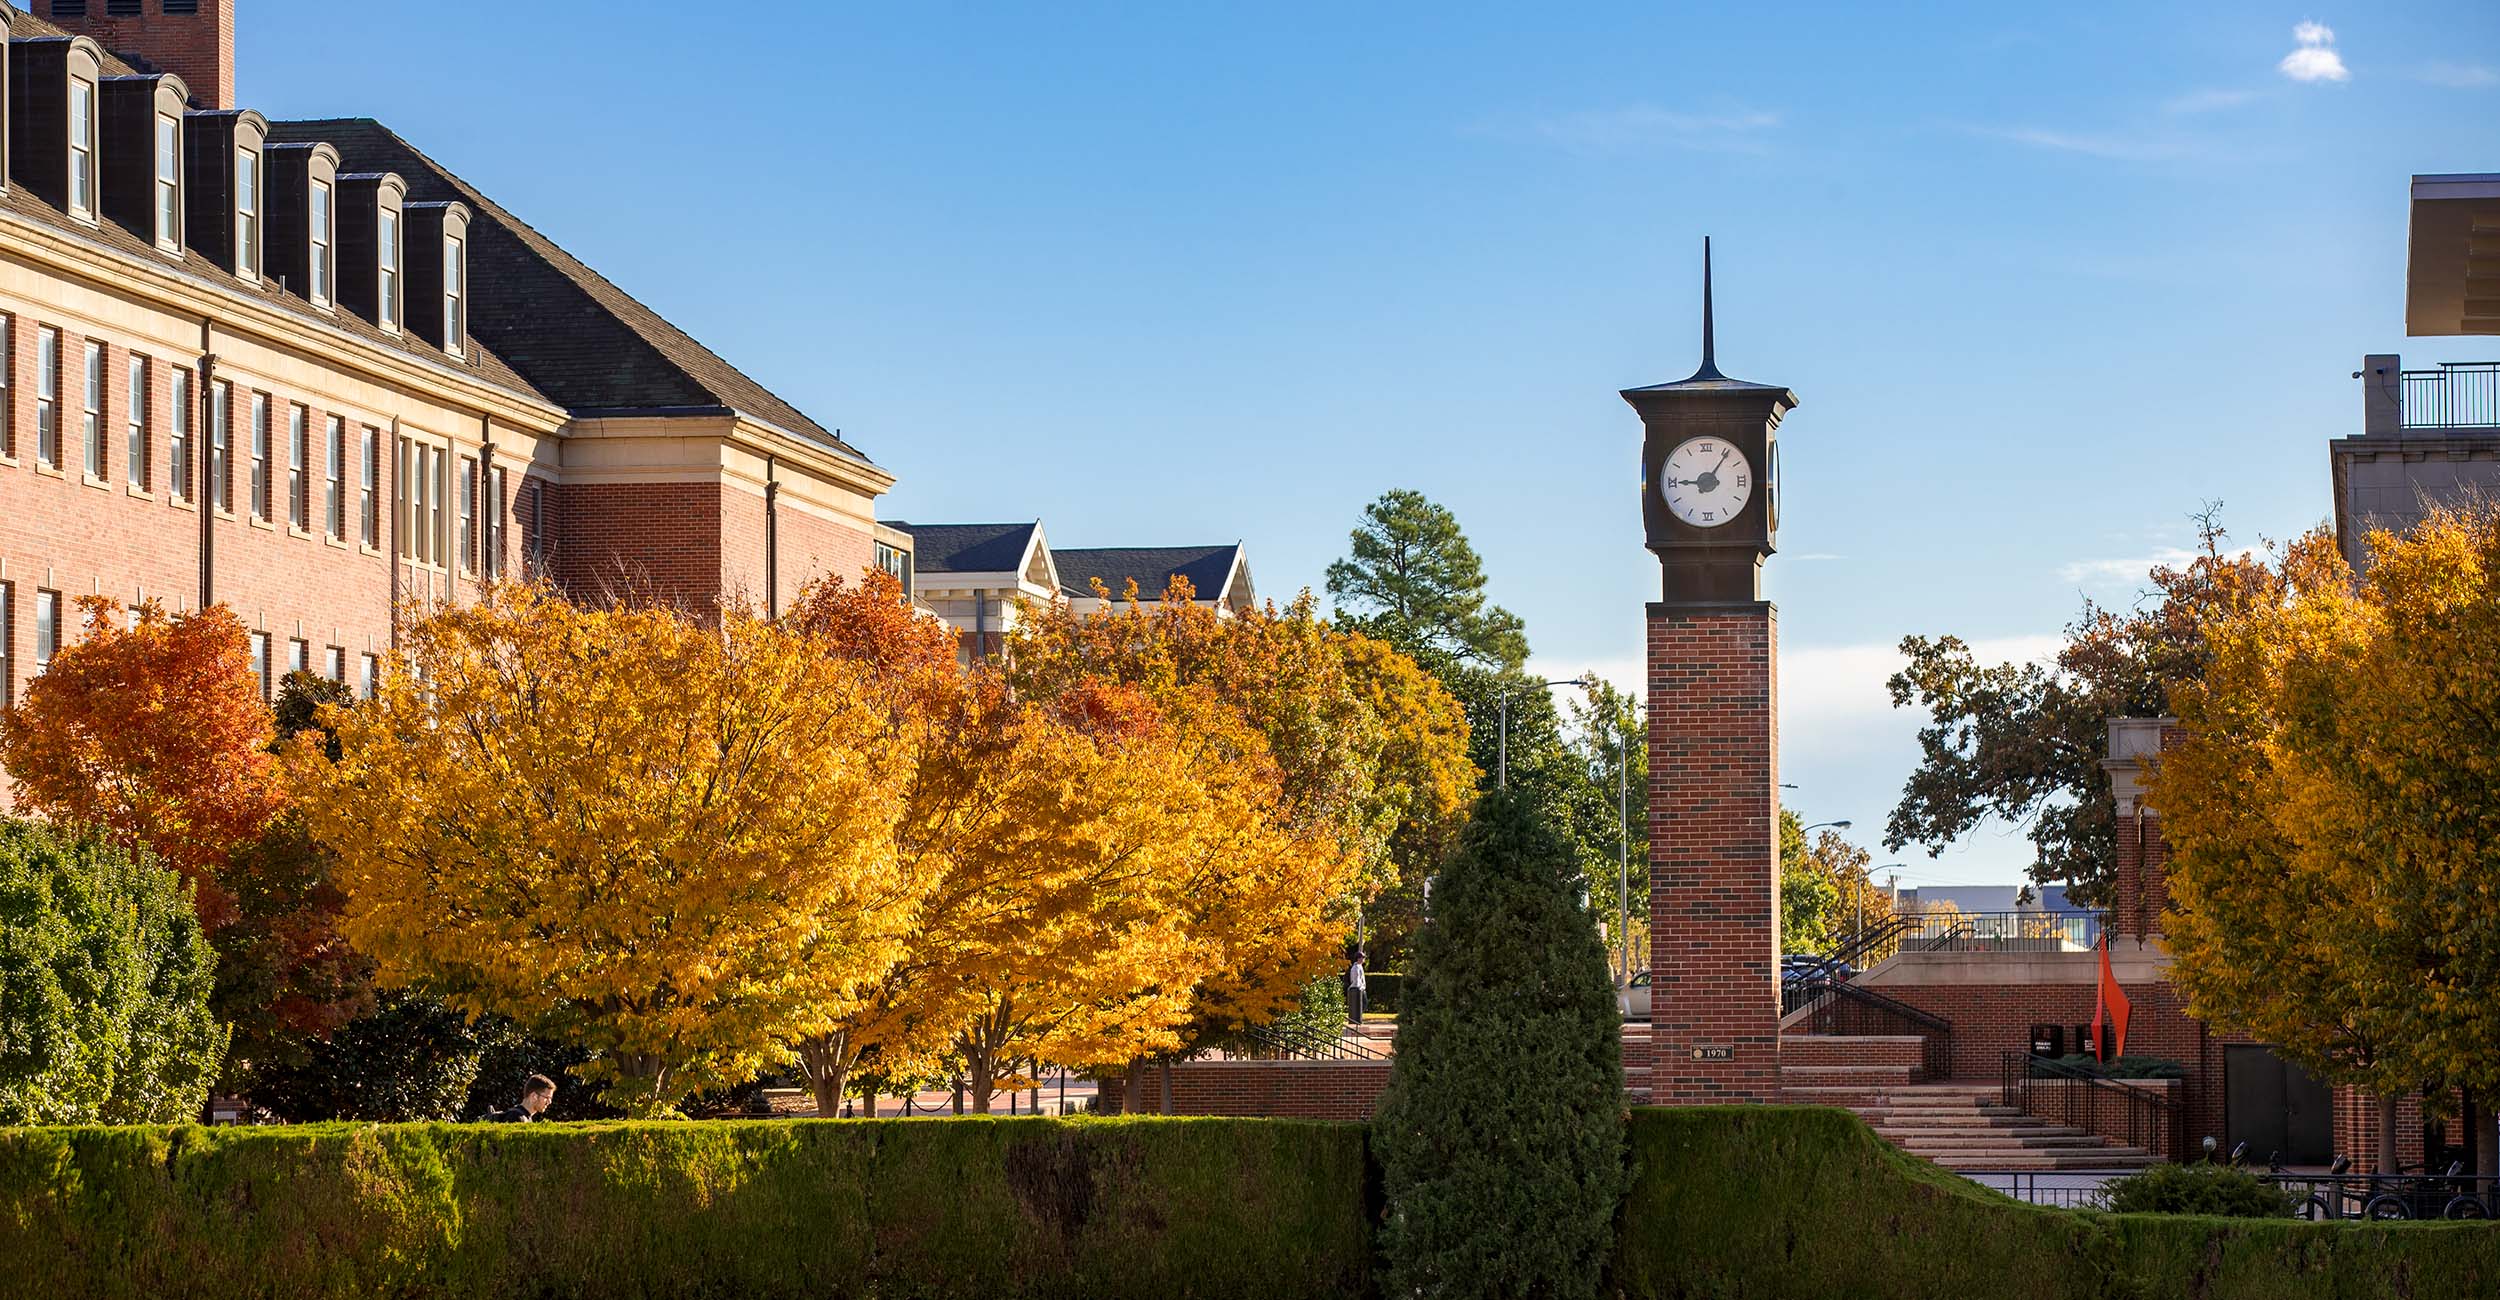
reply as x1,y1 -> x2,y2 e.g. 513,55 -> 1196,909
1779,1081 -> 2158,1170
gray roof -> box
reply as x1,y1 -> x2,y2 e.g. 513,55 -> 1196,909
263,118 -> 872,465
1055,545 -> 1242,602
880,521 -> 1039,574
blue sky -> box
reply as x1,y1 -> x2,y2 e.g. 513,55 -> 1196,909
242,2 -> 2496,885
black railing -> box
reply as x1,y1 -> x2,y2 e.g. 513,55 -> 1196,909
1998,1051 -> 2183,1163
2403,361 -> 2500,430
1230,1020 -> 1386,1062
1904,910 -> 2105,954
1799,914 -> 1915,976
2269,1165 -> 2499,1221
1786,977 -> 1952,1079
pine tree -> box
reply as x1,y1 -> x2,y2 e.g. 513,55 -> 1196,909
1326,489 -> 1530,672
1372,789 -> 1626,1300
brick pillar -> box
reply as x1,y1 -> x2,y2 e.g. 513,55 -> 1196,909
1647,601 -> 1780,1101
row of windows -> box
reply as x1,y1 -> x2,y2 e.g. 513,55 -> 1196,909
53,75 -> 463,356
0,583 -> 377,710
242,629 -> 381,703
0,312 -> 519,569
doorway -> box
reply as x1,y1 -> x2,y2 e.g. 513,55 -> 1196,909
2225,1045 -> 2333,1166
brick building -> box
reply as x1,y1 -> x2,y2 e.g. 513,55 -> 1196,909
0,1 -> 895,713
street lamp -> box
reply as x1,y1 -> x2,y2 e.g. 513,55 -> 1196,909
1496,676 -> 1595,791
1801,819 -> 1853,834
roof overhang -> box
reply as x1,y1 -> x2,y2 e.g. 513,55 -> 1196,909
2406,173 -> 2500,336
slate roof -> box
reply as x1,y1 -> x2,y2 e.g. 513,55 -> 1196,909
0,10 -> 547,403
1055,545 -> 1243,602
263,118 -> 871,467
880,521 -> 1040,575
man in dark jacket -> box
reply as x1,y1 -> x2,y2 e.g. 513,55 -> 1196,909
491,1074 -> 557,1122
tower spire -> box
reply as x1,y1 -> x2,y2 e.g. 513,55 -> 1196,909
1688,235 -> 1726,382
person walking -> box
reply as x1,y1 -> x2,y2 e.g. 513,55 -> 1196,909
1346,949 -> 1368,1023
490,1074 -> 557,1122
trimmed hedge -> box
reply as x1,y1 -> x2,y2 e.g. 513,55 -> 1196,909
0,1116 -> 1369,1300
1615,1106 -> 2500,1299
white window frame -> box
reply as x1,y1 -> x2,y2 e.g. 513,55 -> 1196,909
67,79 -> 96,221
287,404 -> 307,529
153,114 -> 181,252
377,209 -> 402,331
80,341 -> 102,480
35,327 -> 59,468
443,233 -> 466,358
169,368 -> 191,502
234,147 -> 261,280
124,354 -> 147,489
308,179 -> 334,308
325,415 -> 345,538
248,391 -> 270,520
209,380 -> 231,512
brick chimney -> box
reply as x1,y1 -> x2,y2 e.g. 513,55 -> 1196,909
40,0 -> 234,111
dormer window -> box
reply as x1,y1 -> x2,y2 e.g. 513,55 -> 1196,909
443,233 -> 466,358
309,179 -> 334,306
153,114 -> 180,251
378,207 -> 401,330
68,77 -> 96,220
233,146 -> 259,280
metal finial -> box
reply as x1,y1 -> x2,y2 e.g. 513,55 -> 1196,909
1689,236 -> 1726,382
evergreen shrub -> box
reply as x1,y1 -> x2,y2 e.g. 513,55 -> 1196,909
2095,1162 -> 2297,1217
1372,789 -> 1626,1300
0,1116 -> 1368,1300
0,821 -> 223,1124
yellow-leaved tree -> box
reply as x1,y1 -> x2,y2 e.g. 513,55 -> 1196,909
2153,515 -> 2500,1170
284,584 -> 917,1115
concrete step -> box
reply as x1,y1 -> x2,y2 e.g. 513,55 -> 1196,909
1776,1065 -> 1918,1087
1886,1132 -> 2113,1151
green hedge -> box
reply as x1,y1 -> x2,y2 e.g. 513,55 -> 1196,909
1615,1106 -> 2500,1299
0,1117 -> 1369,1300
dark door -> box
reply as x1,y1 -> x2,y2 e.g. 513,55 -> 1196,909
2227,1045 -> 2333,1165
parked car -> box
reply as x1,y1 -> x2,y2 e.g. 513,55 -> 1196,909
1618,970 -> 1651,1019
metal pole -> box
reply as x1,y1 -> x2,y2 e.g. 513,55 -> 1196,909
1617,728 -> 1631,983
1498,695 -> 1509,790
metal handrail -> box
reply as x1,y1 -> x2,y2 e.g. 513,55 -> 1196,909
1787,977 -> 1952,1079
1998,1051 -> 2183,1163
2402,361 -> 2500,430
1232,1020 -> 1386,1062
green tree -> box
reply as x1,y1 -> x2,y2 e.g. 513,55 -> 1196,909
1373,789 -> 1626,1300
1885,506 -> 2274,899
1326,489 -> 1529,673
1779,810 -> 1882,955
0,821 -> 225,1124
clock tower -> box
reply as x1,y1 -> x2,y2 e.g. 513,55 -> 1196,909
1625,240 -> 1795,1102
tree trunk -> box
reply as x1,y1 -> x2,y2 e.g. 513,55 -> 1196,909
1124,1058 -> 1146,1115
797,1031 -> 853,1120
2379,1092 -> 2401,1174
1159,1057 -> 1174,1115
861,1082 -> 878,1120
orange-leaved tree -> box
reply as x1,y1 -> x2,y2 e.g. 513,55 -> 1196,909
285,584 -> 920,1115
775,569 -> 963,1114
0,596 -> 284,927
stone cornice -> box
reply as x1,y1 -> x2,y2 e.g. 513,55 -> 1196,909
0,204 -> 569,434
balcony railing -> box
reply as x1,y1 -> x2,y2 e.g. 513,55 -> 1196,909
1893,910 -> 2105,955
2402,362 -> 2500,430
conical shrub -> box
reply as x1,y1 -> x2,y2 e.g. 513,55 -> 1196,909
1372,788 -> 1627,1299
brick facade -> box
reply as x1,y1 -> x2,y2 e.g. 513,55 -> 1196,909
43,0 -> 235,110
1647,603 -> 1781,1102
1091,1061 -> 1391,1122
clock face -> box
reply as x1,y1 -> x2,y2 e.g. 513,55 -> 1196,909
1659,436 -> 1753,529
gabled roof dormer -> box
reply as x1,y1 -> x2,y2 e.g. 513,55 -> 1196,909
100,72 -> 186,255
402,199 -> 472,358
265,140 -> 340,307
9,36 -> 109,222
333,170 -> 407,333
181,107 -> 266,279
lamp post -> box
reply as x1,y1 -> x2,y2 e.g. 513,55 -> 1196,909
1496,676 -> 1596,790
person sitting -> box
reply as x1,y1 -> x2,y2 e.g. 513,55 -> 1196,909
490,1074 -> 557,1122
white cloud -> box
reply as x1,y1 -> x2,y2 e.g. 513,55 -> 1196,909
2164,87 -> 2259,114
1520,104 -> 1782,155
2279,21 -> 2349,83
2415,61 -> 2498,89
2055,549 -> 2197,588
1960,124 -> 2187,162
